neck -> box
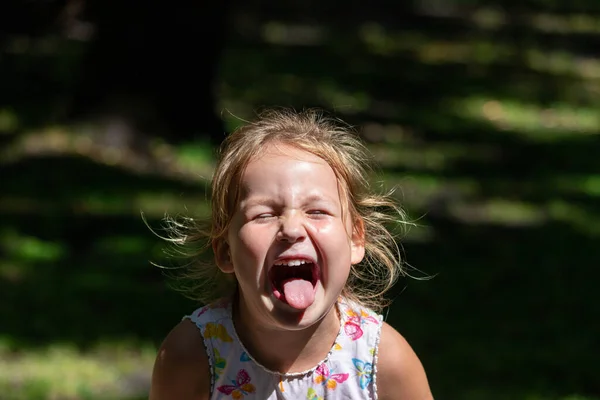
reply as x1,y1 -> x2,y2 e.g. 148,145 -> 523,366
232,297 -> 340,374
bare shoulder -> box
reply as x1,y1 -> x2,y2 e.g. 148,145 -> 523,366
376,322 -> 433,400
149,319 -> 211,400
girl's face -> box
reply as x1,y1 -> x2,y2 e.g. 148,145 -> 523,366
216,143 -> 365,330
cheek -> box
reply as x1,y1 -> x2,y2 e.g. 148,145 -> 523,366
311,224 -> 354,267
311,220 -> 353,247
309,218 -> 345,234
234,225 -> 272,257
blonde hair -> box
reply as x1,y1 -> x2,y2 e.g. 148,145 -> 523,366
160,108 -> 409,313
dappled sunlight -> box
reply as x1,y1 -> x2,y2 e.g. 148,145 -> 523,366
0,108 -> 19,133
0,230 -> 65,283
358,19 -> 600,83
446,199 -> 547,227
1,230 -> 66,265
473,8 -> 600,35
548,200 -> 600,236
369,140 -> 502,170
450,97 -> 600,138
0,192 -> 208,219
262,22 -> 325,46
1,126 -> 214,183
0,341 -> 155,399
554,175 -> 600,197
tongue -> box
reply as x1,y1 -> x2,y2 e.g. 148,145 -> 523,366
282,278 -> 315,309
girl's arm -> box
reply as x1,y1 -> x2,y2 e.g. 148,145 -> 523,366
149,320 -> 211,400
376,322 -> 433,400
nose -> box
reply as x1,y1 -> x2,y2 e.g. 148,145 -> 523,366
276,212 -> 306,243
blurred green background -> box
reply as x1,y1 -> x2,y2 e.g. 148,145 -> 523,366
1,1 -> 599,399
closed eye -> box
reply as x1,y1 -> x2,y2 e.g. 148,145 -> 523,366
307,210 -> 330,218
254,213 -> 276,220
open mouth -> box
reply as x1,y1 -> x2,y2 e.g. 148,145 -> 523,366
269,259 -> 319,309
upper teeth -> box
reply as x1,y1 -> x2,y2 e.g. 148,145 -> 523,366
274,259 -> 308,266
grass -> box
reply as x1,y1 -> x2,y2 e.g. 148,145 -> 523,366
0,341 -> 155,400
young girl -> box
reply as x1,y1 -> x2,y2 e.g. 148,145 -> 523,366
149,109 -> 432,399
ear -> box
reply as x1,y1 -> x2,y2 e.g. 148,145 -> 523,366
350,217 -> 366,265
213,238 -> 234,273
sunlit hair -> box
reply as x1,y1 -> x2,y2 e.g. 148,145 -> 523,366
159,108 -> 410,313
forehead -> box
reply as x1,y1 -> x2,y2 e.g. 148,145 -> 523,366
238,143 -> 342,198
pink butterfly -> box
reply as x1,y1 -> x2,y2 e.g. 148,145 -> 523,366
314,363 -> 349,390
344,309 -> 379,340
217,369 -> 256,399
343,321 -> 363,341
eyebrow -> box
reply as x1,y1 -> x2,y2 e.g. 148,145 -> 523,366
239,197 -> 277,210
302,193 -> 337,204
